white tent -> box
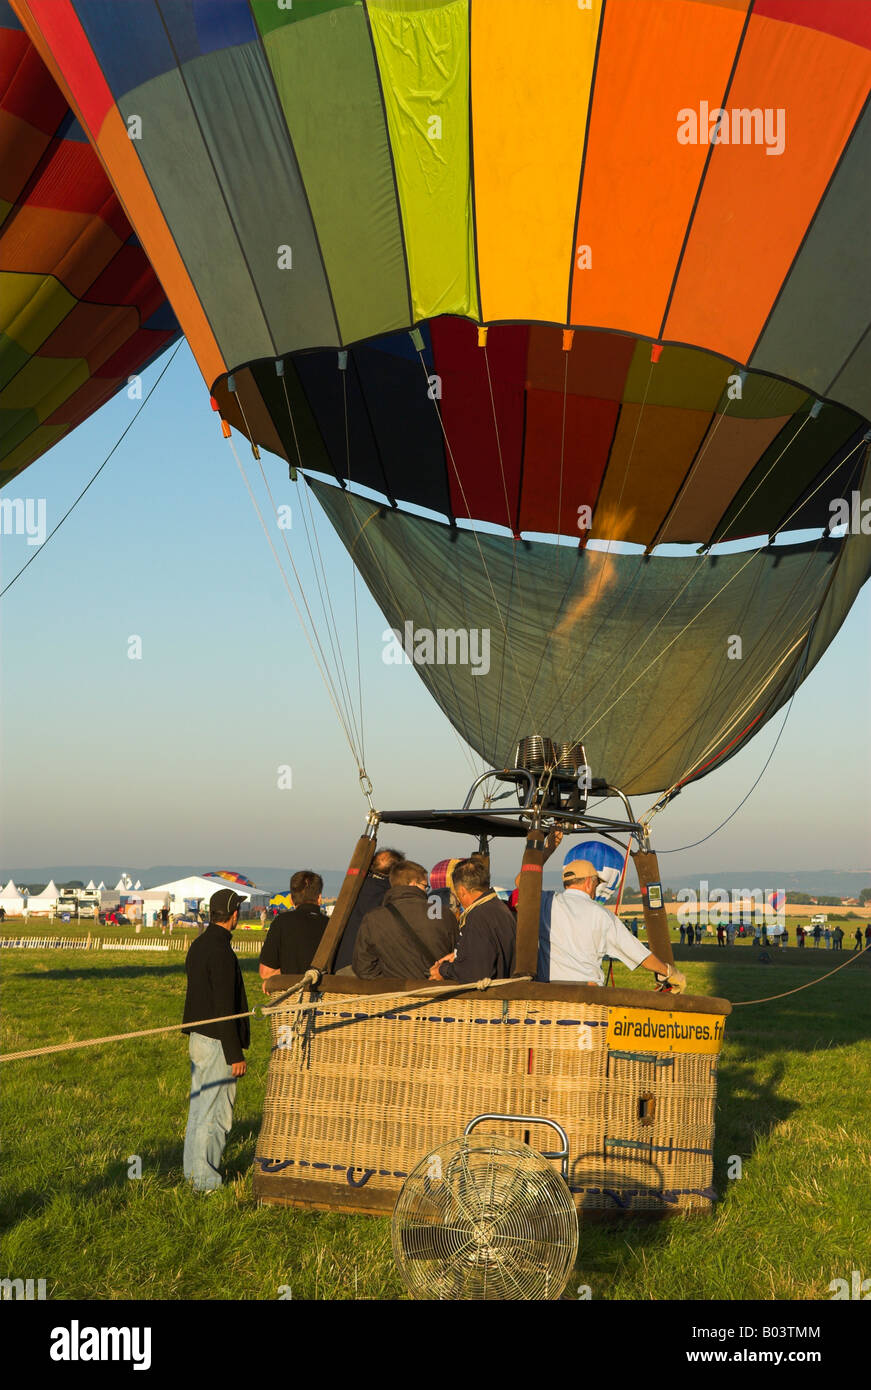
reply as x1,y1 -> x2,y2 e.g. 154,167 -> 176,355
26,878 -> 60,915
97,881 -> 105,891
115,873 -> 132,892
133,880 -> 141,890
86,879 -> 96,891
146,874 -> 265,917
0,879 -> 25,915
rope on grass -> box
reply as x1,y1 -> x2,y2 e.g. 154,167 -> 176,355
731,949 -> 867,1006
0,974 -> 532,1063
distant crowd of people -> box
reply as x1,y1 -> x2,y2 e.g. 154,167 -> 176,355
675,920 -> 871,951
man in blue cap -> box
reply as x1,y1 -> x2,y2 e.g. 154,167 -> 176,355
538,844 -> 686,992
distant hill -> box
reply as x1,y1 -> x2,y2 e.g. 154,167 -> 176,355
660,869 -> 871,899
3,864 -> 868,901
0,866 -> 302,895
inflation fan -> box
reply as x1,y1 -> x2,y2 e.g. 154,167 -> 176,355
391,1117 -> 579,1301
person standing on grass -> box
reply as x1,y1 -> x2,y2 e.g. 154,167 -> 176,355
855,927 -> 864,951
865,924 -> 871,950
182,888 -> 250,1193
812,923 -> 822,948
824,925 -> 831,949
679,922 -> 686,946
833,925 -> 843,950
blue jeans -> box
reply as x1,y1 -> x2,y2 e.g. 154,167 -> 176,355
183,1033 -> 237,1191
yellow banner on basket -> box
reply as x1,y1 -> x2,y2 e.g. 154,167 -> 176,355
607,1009 -> 725,1054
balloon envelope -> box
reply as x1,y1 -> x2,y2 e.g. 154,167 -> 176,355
9,0 -> 871,796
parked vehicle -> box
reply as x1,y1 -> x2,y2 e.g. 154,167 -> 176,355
103,909 -> 131,926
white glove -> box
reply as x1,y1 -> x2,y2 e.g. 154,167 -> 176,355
655,966 -> 687,994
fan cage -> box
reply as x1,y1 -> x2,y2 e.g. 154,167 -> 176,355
391,1134 -> 579,1301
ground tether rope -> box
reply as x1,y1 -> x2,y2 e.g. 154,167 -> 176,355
0,975 -> 532,1063
730,949 -> 867,1006
4,951 -> 863,1058
0,341 -> 183,600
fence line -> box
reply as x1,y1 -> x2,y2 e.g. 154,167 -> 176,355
0,933 -> 264,955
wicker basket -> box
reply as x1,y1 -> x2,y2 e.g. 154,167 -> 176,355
253,978 -> 729,1217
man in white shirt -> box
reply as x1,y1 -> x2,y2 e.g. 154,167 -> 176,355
538,857 -> 687,992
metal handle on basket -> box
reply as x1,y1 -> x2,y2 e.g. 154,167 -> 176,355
464,1113 -> 570,1181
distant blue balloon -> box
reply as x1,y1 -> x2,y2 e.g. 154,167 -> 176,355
564,840 -> 624,873
564,840 -> 625,902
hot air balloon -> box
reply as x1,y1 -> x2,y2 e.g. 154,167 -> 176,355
0,4 -> 180,486
203,870 -> 256,888
7,0 -> 871,1227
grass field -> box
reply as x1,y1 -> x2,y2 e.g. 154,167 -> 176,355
2,945 -> 869,1300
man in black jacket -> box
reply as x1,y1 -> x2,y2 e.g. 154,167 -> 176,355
182,888 -> 250,1192
258,870 -> 326,989
352,860 -> 457,978
430,858 -> 515,983
334,847 -> 404,971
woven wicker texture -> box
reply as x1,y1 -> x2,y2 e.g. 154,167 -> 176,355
255,990 -> 724,1214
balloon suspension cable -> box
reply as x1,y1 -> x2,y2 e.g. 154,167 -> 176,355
649,616 -> 808,853
646,370 -> 744,553
625,429 -> 862,797
533,349 -> 660,740
342,362 -> 366,769
556,344 -> 569,576
552,386 -> 831,758
1,341 -> 183,600
574,435 -> 868,753
226,430 -> 372,795
415,343 -> 525,699
277,351 -> 479,788
324,421 -> 485,780
236,373 -> 372,796
613,839 -> 632,912
636,433 -> 869,827
481,339 -> 533,753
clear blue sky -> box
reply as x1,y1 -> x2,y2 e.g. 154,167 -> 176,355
1,345 -> 869,885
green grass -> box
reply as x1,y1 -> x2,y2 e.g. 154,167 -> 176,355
1,948 -> 869,1300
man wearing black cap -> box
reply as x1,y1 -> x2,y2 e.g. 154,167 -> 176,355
182,888 -> 250,1192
